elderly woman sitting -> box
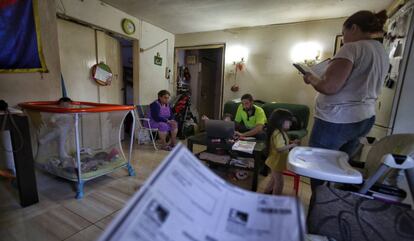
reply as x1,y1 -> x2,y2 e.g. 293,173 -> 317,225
147,90 -> 178,151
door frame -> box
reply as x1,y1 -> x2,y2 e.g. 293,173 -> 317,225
174,44 -> 226,118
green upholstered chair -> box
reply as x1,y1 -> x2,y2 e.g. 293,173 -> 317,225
262,102 -> 310,140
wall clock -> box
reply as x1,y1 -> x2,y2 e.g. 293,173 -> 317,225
122,18 -> 135,35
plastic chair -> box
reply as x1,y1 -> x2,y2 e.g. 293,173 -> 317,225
134,105 -> 158,150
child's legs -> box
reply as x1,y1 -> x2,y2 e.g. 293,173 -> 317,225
265,174 -> 275,193
271,171 -> 284,195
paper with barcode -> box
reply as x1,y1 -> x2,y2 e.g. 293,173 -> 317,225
98,144 -> 305,241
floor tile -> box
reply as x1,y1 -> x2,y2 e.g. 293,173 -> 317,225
0,206 -> 91,241
62,191 -> 124,223
64,225 -> 102,241
95,211 -> 120,230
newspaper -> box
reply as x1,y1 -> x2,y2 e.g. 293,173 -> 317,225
232,140 -> 256,154
98,144 -> 305,241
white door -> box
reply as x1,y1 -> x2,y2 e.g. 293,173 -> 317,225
57,19 -> 98,102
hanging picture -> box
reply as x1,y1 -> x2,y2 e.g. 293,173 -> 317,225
333,35 -> 344,56
154,52 -> 162,66
186,55 -> 197,65
0,0 -> 47,73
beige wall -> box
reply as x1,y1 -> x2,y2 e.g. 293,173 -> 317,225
56,0 -> 175,105
0,0 -> 175,107
176,18 -> 346,138
139,21 -> 175,104
0,0 -> 61,106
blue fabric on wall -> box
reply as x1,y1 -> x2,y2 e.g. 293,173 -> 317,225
0,0 -> 42,70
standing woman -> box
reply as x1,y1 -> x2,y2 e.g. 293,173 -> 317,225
303,10 -> 389,189
148,90 -> 178,151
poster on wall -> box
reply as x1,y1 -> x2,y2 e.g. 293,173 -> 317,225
0,0 -> 47,73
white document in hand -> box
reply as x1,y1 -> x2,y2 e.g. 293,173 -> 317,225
295,58 -> 331,78
98,144 -> 306,241
232,140 -> 256,154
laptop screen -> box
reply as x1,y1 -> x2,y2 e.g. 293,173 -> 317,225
205,120 -> 235,139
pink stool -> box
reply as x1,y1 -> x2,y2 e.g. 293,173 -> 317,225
283,170 -> 300,196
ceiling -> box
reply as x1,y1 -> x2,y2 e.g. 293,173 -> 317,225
102,0 -> 393,34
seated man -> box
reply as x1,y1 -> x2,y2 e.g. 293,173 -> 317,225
234,94 -> 267,140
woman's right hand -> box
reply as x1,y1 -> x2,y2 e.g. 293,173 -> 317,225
303,72 -> 314,85
168,120 -> 177,129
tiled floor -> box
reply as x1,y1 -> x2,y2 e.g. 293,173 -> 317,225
0,141 -> 311,241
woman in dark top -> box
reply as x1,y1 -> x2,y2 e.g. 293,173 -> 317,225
147,90 -> 177,151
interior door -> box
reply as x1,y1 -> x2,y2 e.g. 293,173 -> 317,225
96,31 -> 124,148
96,31 -> 123,105
57,19 -> 98,102
198,56 -> 217,129
57,19 -> 101,149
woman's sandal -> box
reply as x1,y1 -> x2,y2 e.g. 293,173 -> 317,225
161,145 -> 172,151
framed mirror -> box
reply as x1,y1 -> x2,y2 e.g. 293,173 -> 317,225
91,62 -> 113,86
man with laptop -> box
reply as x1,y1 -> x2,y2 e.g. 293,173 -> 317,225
234,94 -> 267,140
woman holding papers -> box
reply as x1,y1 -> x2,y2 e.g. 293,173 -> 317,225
302,10 -> 389,189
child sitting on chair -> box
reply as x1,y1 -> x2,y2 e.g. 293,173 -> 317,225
264,109 -> 300,195
38,97 -> 74,160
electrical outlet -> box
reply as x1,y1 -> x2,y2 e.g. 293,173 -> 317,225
165,67 -> 171,79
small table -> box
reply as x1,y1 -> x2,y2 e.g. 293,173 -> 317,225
187,133 -> 266,191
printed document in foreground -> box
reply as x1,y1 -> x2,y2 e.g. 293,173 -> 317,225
98,144 -> 305,241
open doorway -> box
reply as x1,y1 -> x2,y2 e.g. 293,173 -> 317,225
175,45 -> 225,130
110,36 -> 134,106
110,34 -> 135,136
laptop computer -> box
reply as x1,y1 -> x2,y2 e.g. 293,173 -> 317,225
205,120 -> 235,139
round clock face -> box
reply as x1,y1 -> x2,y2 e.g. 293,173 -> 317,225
122,19 -> 135,35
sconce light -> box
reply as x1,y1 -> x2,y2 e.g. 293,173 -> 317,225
291,42 -> 322,66
227,45 -> 249,64
227,45 -> 248,93
234,57 -> 245,71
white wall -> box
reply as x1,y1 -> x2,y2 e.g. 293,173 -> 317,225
139,21 -> 175,104
0,0 -> 61,106
56,0 -> 175,105
176,18 -> 345,137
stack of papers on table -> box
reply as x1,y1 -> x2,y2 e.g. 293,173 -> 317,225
232,140 -> 256,154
